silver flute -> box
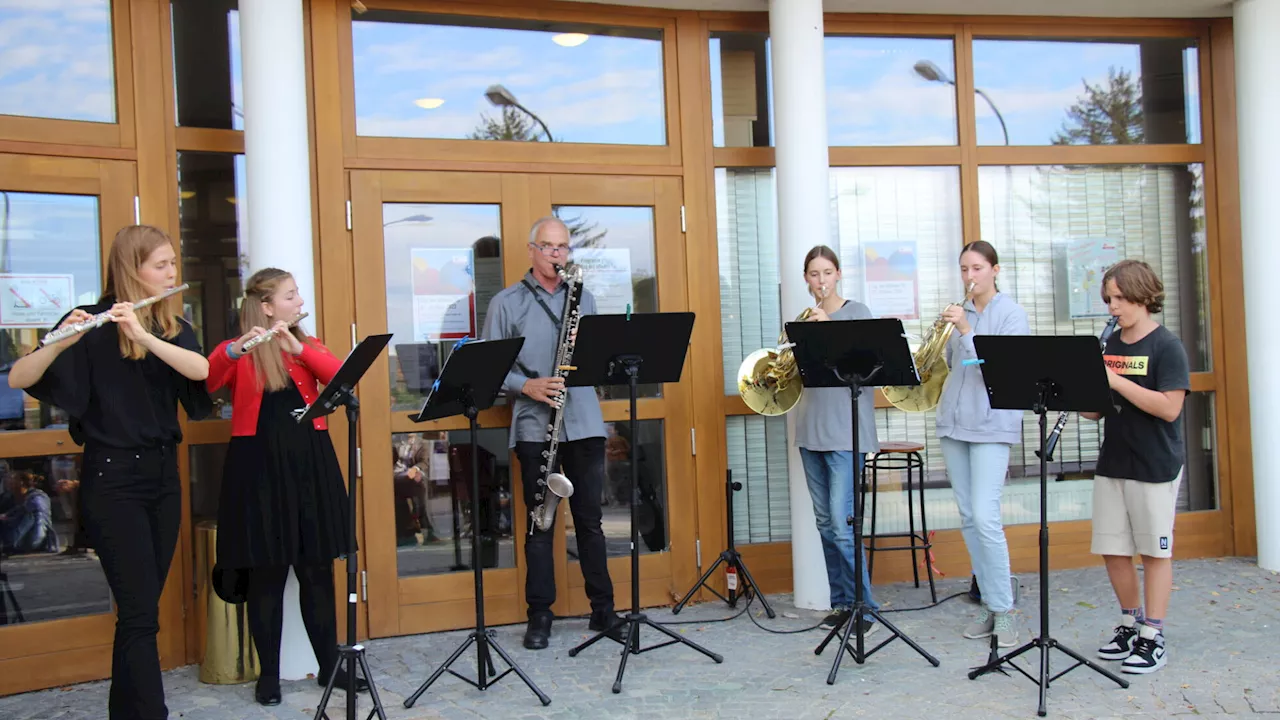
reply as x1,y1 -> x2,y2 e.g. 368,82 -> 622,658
240,312 -> 310,352
41,284 -> 189,346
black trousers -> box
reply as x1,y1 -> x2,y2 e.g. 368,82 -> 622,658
515,437 -> 614,617
80,444 -> 180,720
246,563 -> 338,681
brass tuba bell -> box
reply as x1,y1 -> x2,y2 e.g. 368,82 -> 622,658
881,281 -> 976,412
736,285 -> 826,416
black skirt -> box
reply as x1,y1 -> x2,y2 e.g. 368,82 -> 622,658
216,384 -> 352,569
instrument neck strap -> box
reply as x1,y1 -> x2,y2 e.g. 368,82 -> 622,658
521,278 -> 562,331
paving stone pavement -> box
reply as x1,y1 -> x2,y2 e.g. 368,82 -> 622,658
2,557 -> 1277,719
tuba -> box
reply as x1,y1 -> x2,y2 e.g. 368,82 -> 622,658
528,263 -> 582,533
736,285 -> 827,416
881,281 -> 976,413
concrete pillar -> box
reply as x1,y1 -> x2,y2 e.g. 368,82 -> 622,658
769,0 -> 832,610
1235,0 -> 1280,571
239,0 -> 320,679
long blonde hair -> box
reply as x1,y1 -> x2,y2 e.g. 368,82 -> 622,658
241,268 -> 312,392
102,225 -> 183,360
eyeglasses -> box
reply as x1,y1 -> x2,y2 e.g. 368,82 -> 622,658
530,242 -> 570,257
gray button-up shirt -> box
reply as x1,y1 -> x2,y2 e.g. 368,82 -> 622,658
481,271 -> 607,448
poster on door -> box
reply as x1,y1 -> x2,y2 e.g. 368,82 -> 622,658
410,248 -> 474,341
0,274 -> 75,328
573,248 -> 633,316
863,241 -> 919,320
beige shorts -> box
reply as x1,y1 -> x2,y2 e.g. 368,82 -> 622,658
1090,468 -> 1183,558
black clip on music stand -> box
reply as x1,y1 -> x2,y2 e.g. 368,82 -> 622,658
785,318 -> 941,684
565,312 -> 724,693
400,337 -> 552,708
966,335 -> 1129,716
671,467 -> 776,618
295,333 -> 393,720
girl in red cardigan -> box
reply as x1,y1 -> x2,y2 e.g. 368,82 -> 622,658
209,268 -> 366,705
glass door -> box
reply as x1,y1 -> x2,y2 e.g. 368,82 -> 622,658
0,154 -> 167,694
351,171 -> 694,636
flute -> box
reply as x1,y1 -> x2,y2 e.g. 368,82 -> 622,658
241,312 -> 310,352
41,284 -> 189,346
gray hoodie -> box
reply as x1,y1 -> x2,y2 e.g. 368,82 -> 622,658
935,292 -> 1030,445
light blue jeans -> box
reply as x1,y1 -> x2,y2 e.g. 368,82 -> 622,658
799,449 -> 878,613
940,437 -> 1014,613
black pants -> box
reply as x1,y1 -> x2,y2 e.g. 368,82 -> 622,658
246,563 -> 338,681
515,437 -> 613,617
80,445 -> 180,720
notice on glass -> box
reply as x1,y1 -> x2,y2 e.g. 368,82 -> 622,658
410,248 -> 474,341
0,274 -> 75,329
863,242 -> 919,320
1066,237 -> 1119,319
574,248 -> 633,315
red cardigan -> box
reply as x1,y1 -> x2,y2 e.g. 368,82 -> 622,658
207,337 -> 344,436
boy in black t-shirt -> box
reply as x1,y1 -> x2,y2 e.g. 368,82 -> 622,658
1082,259 -> 1190,675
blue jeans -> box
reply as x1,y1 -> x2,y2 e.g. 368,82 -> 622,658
940,437 -> 1014,613
799,449 -> 878,612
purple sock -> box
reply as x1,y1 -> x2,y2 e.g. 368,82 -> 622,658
1144,617 -> 1163,632
1122,607 -> 1145,624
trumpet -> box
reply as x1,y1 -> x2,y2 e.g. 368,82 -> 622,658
241,312 -> 310,352
736,283 -> 827,416
42,284 -> 189,346
881,281 -> 976,412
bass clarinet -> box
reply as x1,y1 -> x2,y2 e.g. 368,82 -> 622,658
1038,315 -> 1119,461
528,262 -> 584,534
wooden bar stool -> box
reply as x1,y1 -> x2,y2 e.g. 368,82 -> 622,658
861,441 -> 937,603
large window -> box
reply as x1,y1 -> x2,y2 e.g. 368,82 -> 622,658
970,37 -> 1201,146
0,2 -> 116,124
351,11 -> 666,145
171,0 -> 242,130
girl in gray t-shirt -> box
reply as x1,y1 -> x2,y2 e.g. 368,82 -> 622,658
794,245 -> 881,632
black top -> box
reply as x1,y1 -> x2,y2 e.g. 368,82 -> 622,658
25,299 -> 213,449
1095,324 -> 1190,484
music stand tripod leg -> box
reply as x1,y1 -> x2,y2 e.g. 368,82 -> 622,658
570,357 -> 723,692
404,399 -> 551,708
966,389 -> 1128,717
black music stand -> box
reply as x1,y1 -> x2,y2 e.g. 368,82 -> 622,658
785,318 -> 941,683
295,333 -> 392,720
401,337 -> 551,708
0,555 -> 24,625
671,468 -> 775,618
565,312 -> 724,693
967,335 -> 1128,716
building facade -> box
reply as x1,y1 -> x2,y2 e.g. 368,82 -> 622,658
0,0 -> 1271,696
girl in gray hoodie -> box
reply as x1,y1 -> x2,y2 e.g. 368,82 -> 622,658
934,240 -> 1029,648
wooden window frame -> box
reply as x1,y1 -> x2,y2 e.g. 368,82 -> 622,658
0,0 -> 137,154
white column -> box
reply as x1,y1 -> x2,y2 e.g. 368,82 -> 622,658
1235,0 -> 1280,572
770,0 -> 833,610
239,0 -> 320,680
240,0 -> 317,333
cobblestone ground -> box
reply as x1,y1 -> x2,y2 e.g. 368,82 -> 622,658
2,557 -> 1277,719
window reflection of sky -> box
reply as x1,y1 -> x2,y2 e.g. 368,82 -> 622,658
972,39 -> 1201,145
825,36 -> 957,146
0,1 -> 115,123
351,19 -> 665,144
0,193 -> 101,306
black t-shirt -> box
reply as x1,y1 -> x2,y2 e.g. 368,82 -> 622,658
25,299 -> 213,449
1095,324 -> 1190,484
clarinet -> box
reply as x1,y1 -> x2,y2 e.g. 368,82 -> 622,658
1038,315 -> 1119,461
528,263 -> 584,534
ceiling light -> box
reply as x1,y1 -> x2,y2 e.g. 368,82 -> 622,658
553,33 -> 588,48
179,190 -> 196,199
414,97 -> 445,110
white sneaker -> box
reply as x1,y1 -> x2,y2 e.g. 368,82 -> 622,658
1121,624 -> 1167,674
992,611 -> 1018,648
963,609 -> 994,639
1098,614 -> 1139,660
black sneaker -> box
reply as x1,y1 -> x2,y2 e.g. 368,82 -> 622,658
1122,629 -> 1166,674
1097,617 -> 1139,660
821,607 -> 851,629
